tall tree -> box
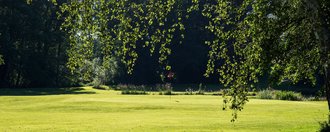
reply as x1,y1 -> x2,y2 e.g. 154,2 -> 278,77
201,0 -> 330,121
49,0 -> 329,121
59,0 -> 188,79
0,0 -> 70,87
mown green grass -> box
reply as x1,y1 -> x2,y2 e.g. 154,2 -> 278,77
0,87 -> 328,131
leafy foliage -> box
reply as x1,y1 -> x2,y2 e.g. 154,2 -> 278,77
58,0 -> 190,77
0,0 -> 71,87
200,0 -> 330,121
257,89 -> 303,101
0,55 -> 3,65
319,117 -> 330,132
257,90 -> 274,100
274,91 -> 303,101
79,57 -> 121,88
157,83 -> 173,95
25,0 -> 330,121
118,84 -> 148,95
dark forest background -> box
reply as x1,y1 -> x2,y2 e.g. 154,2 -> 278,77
0,0 -> 321,93
0,0 -> 218,88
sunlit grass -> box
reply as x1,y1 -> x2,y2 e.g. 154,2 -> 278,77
0,87 -> 327,131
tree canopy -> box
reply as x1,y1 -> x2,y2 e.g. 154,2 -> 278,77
0,0 -> 72,87
17,0 -> 330,121
59,0 -> 191,75
201,0 -> 330,121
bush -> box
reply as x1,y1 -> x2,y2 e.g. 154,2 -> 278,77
212,92 -> 222,96
256,90 -> 304,101
121,90 -> 147,95
93,85 -> 110,90
78,58 -> 122,88
92,77 -> 102,89
114,84 -> 129,90
247,92 -> 257,96
184,88 -> 193,95
162,90 -> 173,95
119,84 -> 148,95
157,83 -> 173,95
274,91 -> 303,101
319,117 -> 330,132
304,96 -> 326,101
257,90 -> 274,99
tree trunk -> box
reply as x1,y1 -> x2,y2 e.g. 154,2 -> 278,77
325,66 -> 330,110
319,3 -> 330,110
323,29 -> 330,110
55,42 -> 62,87
15,59 -> 23,88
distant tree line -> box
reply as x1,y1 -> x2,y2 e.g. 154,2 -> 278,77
0,0 -> 70,87
0,0 -> 218,88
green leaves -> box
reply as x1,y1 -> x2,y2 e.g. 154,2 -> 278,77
59,0 -> 187,76
0,55 -> 4,65
201,0 -> 328,121
26,0 -> 32,5
56,0 -> 329,122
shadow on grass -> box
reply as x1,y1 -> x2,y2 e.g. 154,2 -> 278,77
0,87 -> 96,96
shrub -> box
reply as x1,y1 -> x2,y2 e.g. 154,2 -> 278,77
184,88 -> 193,95
119,84 -> 148,95
319,117 -> 330,132
114,84 -> 128,90
247,92 -> 257,96
121,90 -> 147,95
157,83 -> 173,95
162,90 -> 172,95
196,84 -> 205,95
274,91 -> 303,101
212,92 -> 222,96
256,90 -> 304,101
213,89 -> 230,96
257,90 -> 274,99
80,58 -> 122,88
303,96 -> 326,101
92,77 -> 102,89
93,85 -> 110,90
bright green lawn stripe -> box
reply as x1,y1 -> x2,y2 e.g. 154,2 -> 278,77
0,87 -> 327,131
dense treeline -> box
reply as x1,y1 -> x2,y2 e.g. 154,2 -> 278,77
0,0 -> 72,88
0,0 -> 217,88
0,0 -> 325,88
125,1 -> 215,84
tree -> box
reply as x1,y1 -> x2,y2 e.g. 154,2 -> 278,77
201,0 -> 330,121
58,0 -> 189,80
0,0 -> 72,88
45,0 -> 329,121
25,0 -> 212,86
